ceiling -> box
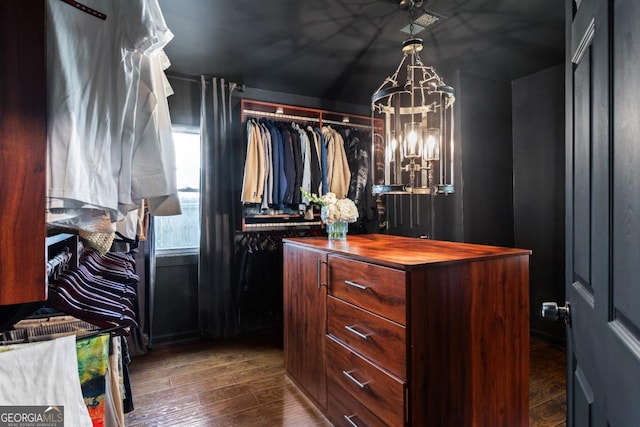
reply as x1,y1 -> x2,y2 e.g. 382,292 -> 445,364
158,0 -> 565,106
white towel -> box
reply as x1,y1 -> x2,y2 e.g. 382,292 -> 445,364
0,335 -> 92,427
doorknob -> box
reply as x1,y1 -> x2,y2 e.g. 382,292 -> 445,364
542,302 -> 571,325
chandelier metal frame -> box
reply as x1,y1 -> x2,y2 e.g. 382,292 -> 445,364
371,0 -> 456,195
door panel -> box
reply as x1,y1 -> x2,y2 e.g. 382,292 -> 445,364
567,0 -> 640,425
613,0 -> 640,328
573,365 -> 594,427
572,49 -> 592,292
568,5 -> 601,426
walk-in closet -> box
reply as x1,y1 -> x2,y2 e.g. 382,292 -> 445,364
4,0 -> 640,425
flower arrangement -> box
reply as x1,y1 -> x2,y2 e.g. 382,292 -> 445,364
301,188 -> 358,225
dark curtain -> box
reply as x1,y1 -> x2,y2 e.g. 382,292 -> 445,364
198,76 -> 239,339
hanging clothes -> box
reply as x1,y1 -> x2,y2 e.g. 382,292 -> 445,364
306,127 -> 322,195
241,115 -> 372,217
241,120 -> 265,204
259,122 -> 273,211
314,127 -> 329,194
136,51 -> 182,217
76,334 -> 111,426
46,0 -> 179,234
266,121 -> 284,209
0,335 -> 93,426
234,228 -> 325,331
280,124 -> 297,205
322,126 -> 351,199
293,123 -> 312,204
340,126 -> 378,233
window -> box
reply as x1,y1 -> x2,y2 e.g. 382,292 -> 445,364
154,126 -> 201,252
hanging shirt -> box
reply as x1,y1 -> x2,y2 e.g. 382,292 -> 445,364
314,128 -> 328,194
280,126 -> 296,205
290,125 -> 303,205
260,123 -> 273,210
322,126 -> 351,199
241,120 -> 265,203
143,52 -> 182,216
294,123 -> 312,204
266,121 -> 283,209
46,0 -> 178,228
306,127 -> 322,195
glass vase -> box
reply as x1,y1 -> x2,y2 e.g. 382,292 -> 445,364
326,220 -> 348,241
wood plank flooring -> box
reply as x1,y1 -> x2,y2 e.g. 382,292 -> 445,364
124,334 -> 566,426
529,339 -> 567,427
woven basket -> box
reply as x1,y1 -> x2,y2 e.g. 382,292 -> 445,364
79,230 -> 115,255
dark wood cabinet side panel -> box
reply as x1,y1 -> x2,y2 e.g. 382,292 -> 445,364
283,244 -> 327,409
0,1 -> 47,305
469,255 -> 530,427
409,255 -> 530,427
409,263 -> 474,426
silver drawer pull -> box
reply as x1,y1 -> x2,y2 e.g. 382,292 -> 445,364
344,414 -> 360,427
344,280 -> 368,290
345,325 -> 370,340
342,370 -> 369,389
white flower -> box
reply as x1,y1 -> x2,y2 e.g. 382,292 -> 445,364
300,188 -> 359,224
320,196 -> 358,224
319,192 -> 338,206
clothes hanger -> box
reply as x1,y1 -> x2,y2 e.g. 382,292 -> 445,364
51,274 -> 137,320
48,287 -> 125,331
67,266 -> 137,305
58,0 -> 106,20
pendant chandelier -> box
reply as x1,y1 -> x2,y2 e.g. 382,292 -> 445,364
371,0 -> 455,195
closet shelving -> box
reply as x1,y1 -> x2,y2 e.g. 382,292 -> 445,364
46,233 -> 80,279
240,99 -> 383,232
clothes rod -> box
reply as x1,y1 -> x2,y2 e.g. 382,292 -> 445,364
244,109 -> 375,130
322,118 -> 373,130
243,109 -> 320,123
243,221 -> 322,230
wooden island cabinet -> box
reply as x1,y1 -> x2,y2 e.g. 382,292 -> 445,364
283,234 -> 531,427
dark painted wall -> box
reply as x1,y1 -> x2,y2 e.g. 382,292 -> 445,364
167,76 -> 201,127
459,72 -> 515,247
151,253 -> 199,345
513,65 -> 565,344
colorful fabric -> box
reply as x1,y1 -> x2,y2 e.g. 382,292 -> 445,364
76,334 -> 110,427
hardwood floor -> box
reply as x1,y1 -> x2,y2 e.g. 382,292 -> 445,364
124,334 -> 566,426
529,339 -> 567,427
